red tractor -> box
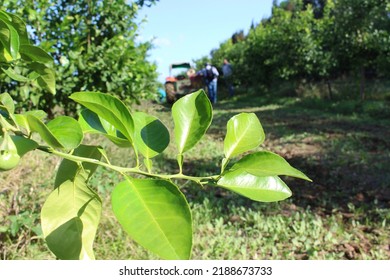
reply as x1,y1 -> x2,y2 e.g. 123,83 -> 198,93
164,62 -> 204,104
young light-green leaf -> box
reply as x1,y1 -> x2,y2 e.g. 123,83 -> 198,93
112,178 -> 192,260
1,67 -> 30,82
172,89 -> 212,154
0,92 -> 14,113
133,112 -> 170,159
54,145 -> 102,188
230,151 -> 312,181
70,92 -> 134,143
217,169 -> 292,202
224,113 -> 265,159
27,115 -> 83,150
26,115 -> 64,149
41,175 -> 102,260
46,116 -> 83,150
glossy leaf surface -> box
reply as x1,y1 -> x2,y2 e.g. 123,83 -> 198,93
27,115 -> 83,150
230,151 -> 312,181
46,116 -> 83,150
224,113 -> 265,159
78,109 -> 131,147
172,90 -> 212,154
41,145 -> 102,260
70,92 -> 134,143
41,175 -> 102,260
26,115 -> 63,149
133,112 -> 170,158
217,169 -> 292,202
112,178 -> 192,260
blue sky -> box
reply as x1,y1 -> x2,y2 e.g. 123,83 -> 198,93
136,0 -> 274,83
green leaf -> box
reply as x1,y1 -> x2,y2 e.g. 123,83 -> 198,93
112,178 -> 192,260
78,109 -> 131,147
0,92 -> 14,113
217,169 -> 292,202
14,110 -> 47,134
27,115 -> 63,149
27,115 -> 83,150
0,15 -> 20,60
10,135 -> 38,157
70,92 -> 134,143
46,116 -> 83,150
20,45 -> 53,65
230,151 -> 312,181
224,113 -> 265,159
29,62 -> 56,94
1,67 -> 30,82
172,89 -> 212,154
54,145 -> 102,188
133,112 -> 169,158
6,13 -> 29,45
41,175 -> 102,260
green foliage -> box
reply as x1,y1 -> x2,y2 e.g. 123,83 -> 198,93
0,9 -> 55,107
196,0 -> 390,99
1,87 -> 311,260
112,178 -> 192,260
41,145 -> 102,260
0,7 -> 312,261
1,1 -> 159,114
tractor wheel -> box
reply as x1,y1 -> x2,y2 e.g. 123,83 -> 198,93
165,82 -> 176,104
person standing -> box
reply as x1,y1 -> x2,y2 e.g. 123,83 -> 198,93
222,58 -> 234,97
199,62 -> 219,104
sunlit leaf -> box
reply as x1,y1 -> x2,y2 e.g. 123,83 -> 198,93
70,92 -> 134,143
46,116 -> 83,150
27,115 -> 83,150
112,178 -> 192,260
172,89 -> 212,154
217,169 -> 292,202
0,92 -> 14,113
27,115 -> 63,149
1,67 -> 30,82
0,15 -> 20,60
54,145 -> 102,188
230,151 -> 312,181
224,113 -> 265,159
41,175 -> 102,260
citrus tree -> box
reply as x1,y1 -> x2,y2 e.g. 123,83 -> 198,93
0,10 -> 311,260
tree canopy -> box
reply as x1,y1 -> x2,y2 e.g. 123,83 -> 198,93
196,0 -> 390,100
1,0 -> 160,115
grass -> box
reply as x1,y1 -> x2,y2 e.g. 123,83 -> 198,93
1,85 -> 389,260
